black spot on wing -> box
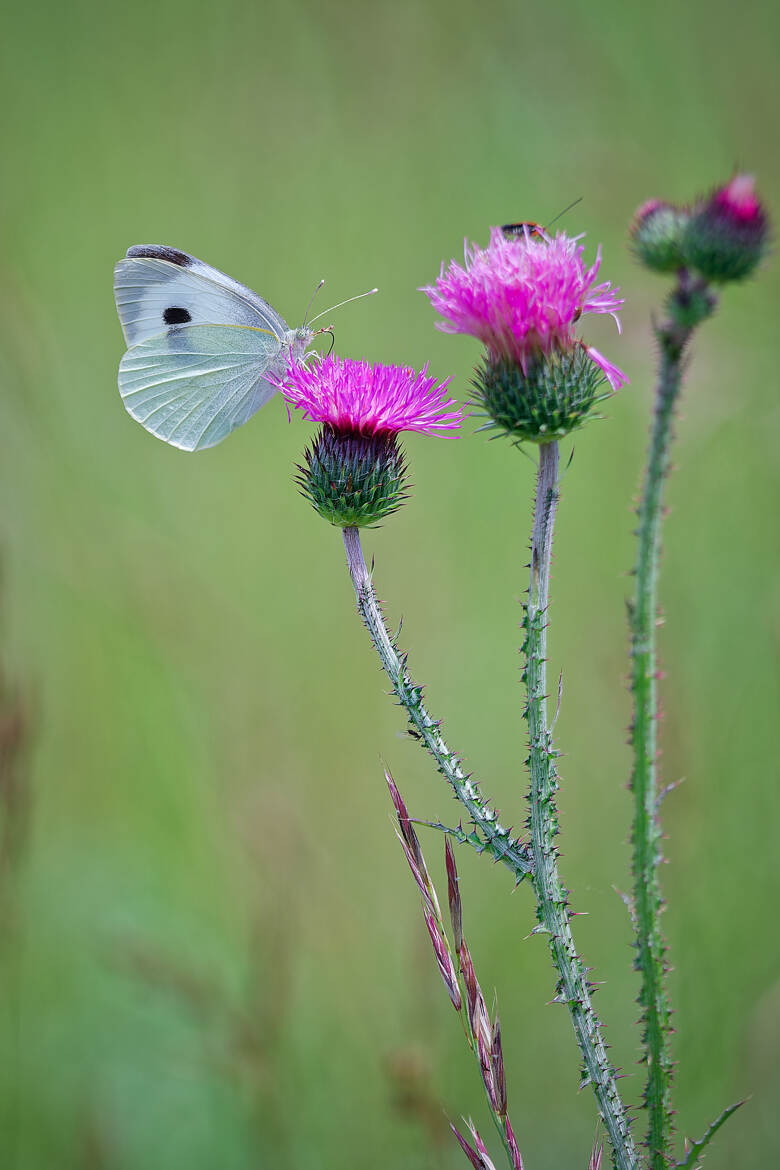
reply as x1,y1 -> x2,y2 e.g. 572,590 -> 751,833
126,245 -> 192,267
163,306 -> 192,324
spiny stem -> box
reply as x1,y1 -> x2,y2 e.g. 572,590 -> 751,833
342,525 -> 531,883
523,442 -> 639,1170
629,271 -> 715,1166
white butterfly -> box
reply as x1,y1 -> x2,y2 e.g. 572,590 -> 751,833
114,245 -> 314,452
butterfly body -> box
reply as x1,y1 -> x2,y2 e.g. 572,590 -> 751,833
114,245 -> 313,451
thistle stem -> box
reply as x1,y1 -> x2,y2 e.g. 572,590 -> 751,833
342,525 -> 531,883
523,441 -> 639,1170
629,274 -> 712,1165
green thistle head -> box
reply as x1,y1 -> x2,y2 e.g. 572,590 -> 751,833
298,427 -> 408,527
471,345 -> 614,444
630,200 -> 690,274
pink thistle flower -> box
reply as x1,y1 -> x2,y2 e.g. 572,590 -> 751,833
288,356 -> 460,526
685,173 -> 769,283
423,227 -> 628,392
278,353 -> 462,436
713,174 -> 762,223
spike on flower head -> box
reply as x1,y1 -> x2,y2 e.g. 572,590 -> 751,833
684,173 -> 769,282
278,354 -> 461,526
422,228 -> 627,443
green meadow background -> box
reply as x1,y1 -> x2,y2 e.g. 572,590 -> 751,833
0,1 -> 778,1167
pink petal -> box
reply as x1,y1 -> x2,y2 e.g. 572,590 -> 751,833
587,346 -> 629,391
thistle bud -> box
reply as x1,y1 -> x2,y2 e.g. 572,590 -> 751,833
472,345 -> 612,444
684,174 -> 769,283
297,427 -> 408,527
629,199 -> 690,273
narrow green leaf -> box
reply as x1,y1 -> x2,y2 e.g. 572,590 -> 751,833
676,1100 -> 745,1168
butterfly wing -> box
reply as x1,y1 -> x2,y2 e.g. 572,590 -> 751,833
114,245 -> 289,346
118,324 -> 286,452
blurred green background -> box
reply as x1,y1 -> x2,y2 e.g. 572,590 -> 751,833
0,1 -> 778,1167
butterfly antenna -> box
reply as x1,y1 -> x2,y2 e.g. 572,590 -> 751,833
303,279 -> 326,327
308,287 -> 378,326
545,196 -> 583,231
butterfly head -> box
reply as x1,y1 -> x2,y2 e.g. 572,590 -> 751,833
285,326 -> 316,363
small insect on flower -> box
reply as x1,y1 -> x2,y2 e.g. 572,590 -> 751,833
113,245 -> 375,452
501,222 -> 547,242
501,199 -> 583,245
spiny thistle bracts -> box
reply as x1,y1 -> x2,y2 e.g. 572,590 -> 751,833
684,174 -> 769,283
630,200 -> 690,274
297,427 -> 407,527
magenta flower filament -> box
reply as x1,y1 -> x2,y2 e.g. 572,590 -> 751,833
280,353 -> 463,437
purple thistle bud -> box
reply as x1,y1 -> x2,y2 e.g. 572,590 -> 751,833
445,837 -> 463,954
505,1118 -> 525,1170
296,426 -> 408,528
684,173 -> 769,283
422,909 -> 462,1010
